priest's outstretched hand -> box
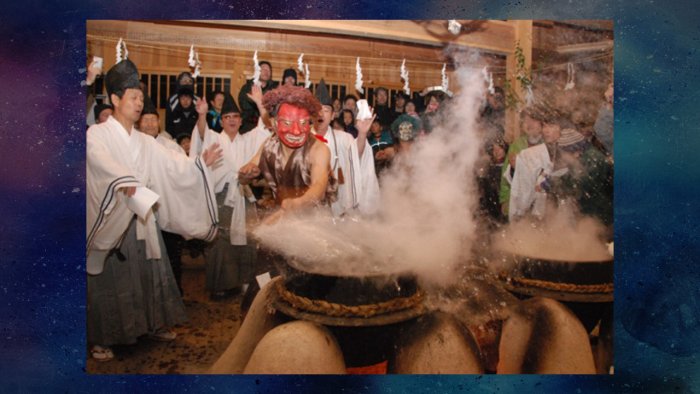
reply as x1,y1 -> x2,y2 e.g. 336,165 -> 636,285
202,143 -> 223,167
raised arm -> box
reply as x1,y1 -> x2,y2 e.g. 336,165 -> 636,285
247,84 -> 271,129
195,94 -> 209,139
355,112 -> 375,159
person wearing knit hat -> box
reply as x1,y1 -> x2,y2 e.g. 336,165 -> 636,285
554,127 -> 613,227
391,114 -> 420,142
87,57 -> 223,361
190,84 -> 272,299
282,68 -> 298,86
93,103 -> 113,124
558,128 -> 589,153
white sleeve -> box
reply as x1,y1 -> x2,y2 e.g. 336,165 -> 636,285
509,150 -> 537,221
355,139 -> 380,215
146,138 -> 218,241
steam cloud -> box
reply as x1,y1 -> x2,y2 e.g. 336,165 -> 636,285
254,50 -> 487,287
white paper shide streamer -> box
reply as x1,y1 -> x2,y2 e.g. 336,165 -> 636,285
441,63 -> 449,93
188,45 -> 202,78
115,38 -> 128,63
564,62 -> 575,90
525,85 -> 535,106
304,63 -> 311,88
400,59 -> 410,95
355,57 -> 364,94
252,50 -> 261,86
448,19 -> 462,35
297,53 -> 305,72
482,66 -> 494,94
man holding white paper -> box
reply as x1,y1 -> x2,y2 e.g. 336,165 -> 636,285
86,58 -> 222,361
312,79 -> 379,217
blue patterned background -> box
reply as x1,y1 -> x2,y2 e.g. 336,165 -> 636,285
1,0 -> 698,392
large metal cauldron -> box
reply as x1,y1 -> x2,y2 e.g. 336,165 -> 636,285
499,252 -> 613,303
269,259 -> 427,369
497,250 -> 613,334
272,260 -> 425,327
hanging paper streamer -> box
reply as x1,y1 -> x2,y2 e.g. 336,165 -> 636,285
188,45 -> 196,68
188,45 -> 202,78
400,59 -> 410,95
297,53 -> 305,72
448,20 -> 462,35
481,66 -> 495,94
441,63 -> 449,93
115,38 -> 128,63
564,62 -> 575,90
304,63 -> 311,89
252,50 -> 261,86
355,57 -> 364,94
525,85 -> 535,106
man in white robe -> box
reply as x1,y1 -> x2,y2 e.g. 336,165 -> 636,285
189,87 -> 271,246
509,119 -> 562,221
189,88 -> 272,297
86,59 -> 222,360
313,79 -> 380,217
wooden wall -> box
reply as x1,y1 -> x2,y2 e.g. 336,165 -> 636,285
87,20 -> 507,105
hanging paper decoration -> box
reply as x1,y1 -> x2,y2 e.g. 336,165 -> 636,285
297,53 -> 305,72
304,63 -> 311,89
564,62 -> 575,90
355,57 -> 364,94
441,63 -> 449,93
448,20 -> 462,35
188,45 -> 195,68
400,59 -> 410,95
188,45 -> 202,78
252,50 -> 261,86
481,66 -> 495,94
525,85 -> 535,106
115,37 -> 128,63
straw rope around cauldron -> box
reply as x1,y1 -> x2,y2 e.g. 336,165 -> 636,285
501,274 -> 614,294
275,279 -> 425,318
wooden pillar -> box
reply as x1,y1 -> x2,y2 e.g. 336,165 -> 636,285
504,20 -> 533,144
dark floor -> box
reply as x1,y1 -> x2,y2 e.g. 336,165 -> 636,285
86,254 -> 244,374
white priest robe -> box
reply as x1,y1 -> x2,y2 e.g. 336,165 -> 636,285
319,126 -> 380,217
190,122 -> 270,245
155,131 -> 185,154
508,143 -> 552,221
87,116 -> 218,274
